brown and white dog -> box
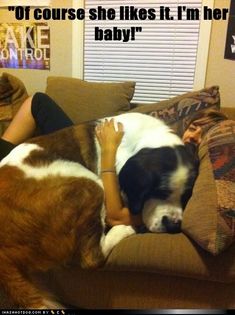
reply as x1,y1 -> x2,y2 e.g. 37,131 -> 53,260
0,113 -> 197,308
0,119 -> 136,308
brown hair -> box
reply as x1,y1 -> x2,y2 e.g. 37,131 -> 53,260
184,109 -> 228,136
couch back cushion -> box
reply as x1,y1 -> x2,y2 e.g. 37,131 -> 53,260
130,86 -> 220,136
182,119 -> 235,255
46,77 -> 135,124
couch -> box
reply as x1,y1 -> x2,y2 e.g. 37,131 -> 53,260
1,74 -> 235,309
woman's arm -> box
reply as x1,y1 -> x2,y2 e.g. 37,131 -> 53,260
95,119 -> 143,227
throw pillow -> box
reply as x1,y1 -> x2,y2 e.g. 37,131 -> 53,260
46,77 -> 136,124
0,72 -> 28,121
130,86 -> 220,136
0,76 -> 13,106
182,120 -> 235,255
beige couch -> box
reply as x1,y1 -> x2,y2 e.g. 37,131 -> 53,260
1,74 -> 235,309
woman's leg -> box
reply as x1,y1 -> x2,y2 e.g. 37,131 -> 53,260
0,92 -> 74,160
31,92 -> 73,135
2,96 -> 36,145
0,138 -> 16,161
2,93 -> 73,145
0,96 -> 35,160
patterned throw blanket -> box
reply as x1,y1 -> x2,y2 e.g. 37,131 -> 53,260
207,120 -> 235,237
148,86 -> 220,136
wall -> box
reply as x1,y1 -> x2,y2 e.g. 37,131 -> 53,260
0,0 -> 73,94
206,0 -> 235,108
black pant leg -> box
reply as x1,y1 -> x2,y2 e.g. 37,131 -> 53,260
31,92 -> 74,135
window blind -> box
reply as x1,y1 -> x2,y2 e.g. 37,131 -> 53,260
84,0 -> 202,103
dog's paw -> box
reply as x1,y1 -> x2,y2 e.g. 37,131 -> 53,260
101,224 -> 136,257
114,224 -> 135,233
109,224 -> 136,239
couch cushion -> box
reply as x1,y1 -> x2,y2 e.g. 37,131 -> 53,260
39,232 -> 235,308
33,233 -> 235,309
104,232 -> 235,283
130,86 -> 220,136
46,77 -> 135,124
182,120 -> 235,255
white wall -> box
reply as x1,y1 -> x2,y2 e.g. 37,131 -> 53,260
206,0 -> 235,108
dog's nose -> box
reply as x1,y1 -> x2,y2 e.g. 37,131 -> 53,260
162,215 -> 182,234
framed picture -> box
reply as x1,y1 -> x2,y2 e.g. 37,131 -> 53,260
224,0 -> 235,60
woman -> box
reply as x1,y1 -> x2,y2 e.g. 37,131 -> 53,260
0,92 -> 73,160
0,93 -> 228,227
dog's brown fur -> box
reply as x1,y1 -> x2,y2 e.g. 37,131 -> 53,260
27,122 -> 98,172
0,123 -> 106,308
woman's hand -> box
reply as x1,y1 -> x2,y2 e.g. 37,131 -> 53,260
95,118 -> 124,153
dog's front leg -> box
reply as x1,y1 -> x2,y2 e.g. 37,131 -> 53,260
100,225 -> 136,258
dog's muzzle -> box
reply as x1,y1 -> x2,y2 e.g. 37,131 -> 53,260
161,215 -> 182,234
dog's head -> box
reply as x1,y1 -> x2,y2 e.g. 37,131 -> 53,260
119,146 -> 198,233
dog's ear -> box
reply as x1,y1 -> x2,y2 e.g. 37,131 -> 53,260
126,190 -> 148,215
119,152 -> 152,215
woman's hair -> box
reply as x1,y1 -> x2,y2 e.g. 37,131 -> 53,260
183,108 -> 228,135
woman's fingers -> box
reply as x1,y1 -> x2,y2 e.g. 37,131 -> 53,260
96,119 -> 124,134
117,122 -> 124,132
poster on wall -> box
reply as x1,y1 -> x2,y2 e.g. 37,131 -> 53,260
0,22 -> 50,70
224,0 -> 235,60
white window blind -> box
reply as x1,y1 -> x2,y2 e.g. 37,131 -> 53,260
84,0 -> 202,103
